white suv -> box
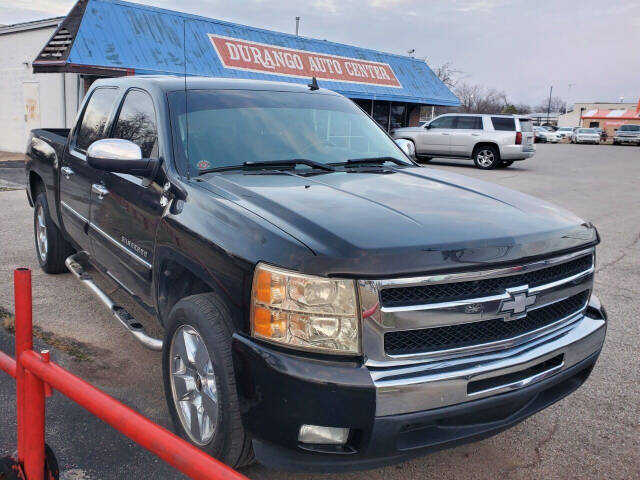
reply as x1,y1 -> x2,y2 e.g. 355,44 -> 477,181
391,114 -> 536,169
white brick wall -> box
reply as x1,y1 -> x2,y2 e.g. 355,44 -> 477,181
0,25 -> 79,153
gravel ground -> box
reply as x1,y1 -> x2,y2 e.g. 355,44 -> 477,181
0,143 -> 638,479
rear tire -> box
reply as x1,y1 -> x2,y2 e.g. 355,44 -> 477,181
33,192 -> 74,274
473,145 -> 500,169
163,293 -> 254,468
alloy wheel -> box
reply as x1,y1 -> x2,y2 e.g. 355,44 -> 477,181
169,325 -> 219,445
476,149 -> 495,168
36,205 -> 48,262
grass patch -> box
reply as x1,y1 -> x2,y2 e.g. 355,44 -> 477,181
1,306 -> 91,362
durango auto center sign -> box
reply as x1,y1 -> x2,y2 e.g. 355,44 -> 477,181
209,34 -> 402,88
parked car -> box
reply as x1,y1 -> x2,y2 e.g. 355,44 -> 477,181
612,124 -> 640,145
533,126 -> 559,143
556,127 -> 575,139
571,128 -> 601,144
25,76 -> 606,472
391,113 -> 535,169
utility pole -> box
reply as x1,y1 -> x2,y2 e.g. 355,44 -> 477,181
546,85 -> 553,124
295,16 -> 300,36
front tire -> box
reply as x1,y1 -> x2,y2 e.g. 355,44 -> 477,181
473,145 -> 500,169
163,293 -> 254,468
33,192 -> 74,273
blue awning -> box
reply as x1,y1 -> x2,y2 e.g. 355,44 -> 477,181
34,0 -> 460,106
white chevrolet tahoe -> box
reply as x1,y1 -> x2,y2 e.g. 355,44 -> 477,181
392,113 -> 536,169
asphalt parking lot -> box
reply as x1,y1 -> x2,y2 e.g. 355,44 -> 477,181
0,143 -> 638,479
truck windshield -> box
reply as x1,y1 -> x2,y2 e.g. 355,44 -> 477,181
168,89 -> 410,176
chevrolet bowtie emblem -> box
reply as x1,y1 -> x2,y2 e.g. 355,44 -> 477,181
500,286 -> 536,321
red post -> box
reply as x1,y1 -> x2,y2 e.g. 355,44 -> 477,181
14,267 -> 32,466
23,369 -> 45,480
14,267 -> 46,480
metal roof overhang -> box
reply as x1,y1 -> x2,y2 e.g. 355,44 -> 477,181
33,0 -> 460,107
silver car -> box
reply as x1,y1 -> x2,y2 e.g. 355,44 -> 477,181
391,114 -> 535,169
571,128 -> 601,144
556,127 -> 575,139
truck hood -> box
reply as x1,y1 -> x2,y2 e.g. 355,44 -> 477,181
200,166 -> 597,276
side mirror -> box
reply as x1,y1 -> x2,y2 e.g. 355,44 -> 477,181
425,123 -> 432,129
87,139 -> 158,177
395,138 -> 415,158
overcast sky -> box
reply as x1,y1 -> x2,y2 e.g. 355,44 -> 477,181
2,0 -> 639,107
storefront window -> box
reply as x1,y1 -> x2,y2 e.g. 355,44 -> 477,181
373,102 -> 390,130
390,103 -> 407,129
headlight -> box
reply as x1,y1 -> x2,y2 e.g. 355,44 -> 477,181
250,263 -> 360,355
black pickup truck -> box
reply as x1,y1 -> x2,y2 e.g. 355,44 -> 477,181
25,76 -> 606,472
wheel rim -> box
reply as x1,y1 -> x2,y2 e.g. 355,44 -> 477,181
169,325 -> 219,446
35,205 -> 48,262
476,149 -> 494,167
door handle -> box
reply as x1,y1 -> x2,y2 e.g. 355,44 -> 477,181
61,166 -> 74,179
472,133 -> 480,136
92,183 -> 110,200
441,132 -> 450,135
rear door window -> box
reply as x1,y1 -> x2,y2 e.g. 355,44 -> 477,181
74,88 -> 119,153
455,116 -> 483,130
429,116 -> 456,129
491,117 -> 516,131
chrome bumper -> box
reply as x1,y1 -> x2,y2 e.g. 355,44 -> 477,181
371,299 -> 605,416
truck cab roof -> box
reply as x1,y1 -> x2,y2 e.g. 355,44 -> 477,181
91,75 -> 341,95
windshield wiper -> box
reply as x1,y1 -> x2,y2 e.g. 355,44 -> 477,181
199,158 -> 335,175
330,156 -> 408,167
244,159 -> 336,172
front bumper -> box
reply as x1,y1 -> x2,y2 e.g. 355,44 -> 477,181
231,295 -> 606,472
614,136 -> 640,143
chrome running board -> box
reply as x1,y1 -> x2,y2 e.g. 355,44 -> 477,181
65,254 -> 163,351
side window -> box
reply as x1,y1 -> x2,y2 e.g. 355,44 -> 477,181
112,90 -> 158,158
429,116 -> 456,129
455,116 -> 482,129
74,88 -> 119,153
491,117 -> 516,131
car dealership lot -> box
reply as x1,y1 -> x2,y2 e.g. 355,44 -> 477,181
0,143 -> 638,479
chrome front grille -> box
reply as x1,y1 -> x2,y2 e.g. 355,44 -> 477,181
384,290 -> 589,355
380,255 -> 593,308
358,248 -> 595,367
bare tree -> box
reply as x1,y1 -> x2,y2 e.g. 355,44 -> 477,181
431,62 -> 463,89
453,82 -> 509,114
535,96 -> 566,113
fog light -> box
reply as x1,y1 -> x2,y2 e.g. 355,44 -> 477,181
298,425 -> 349,445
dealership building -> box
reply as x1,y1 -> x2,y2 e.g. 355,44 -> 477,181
0,0 -> 459,153
557,101 -> 640,134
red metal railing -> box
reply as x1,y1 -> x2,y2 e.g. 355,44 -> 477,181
0,268 -> 248,480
